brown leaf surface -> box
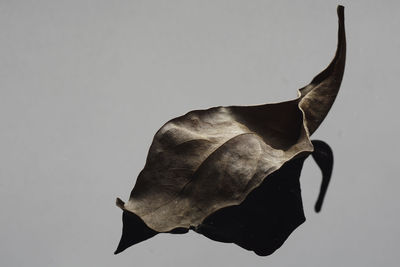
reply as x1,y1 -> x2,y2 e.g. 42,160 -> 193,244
115,6 -> 346,255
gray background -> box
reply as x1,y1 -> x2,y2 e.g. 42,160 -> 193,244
1,0 -> 399,266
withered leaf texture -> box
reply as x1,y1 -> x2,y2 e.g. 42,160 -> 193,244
115,6 -> 346,256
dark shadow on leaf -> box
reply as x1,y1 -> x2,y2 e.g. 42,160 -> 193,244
195,156 -> 307,256
115,140 -> 334,256
195,140 -> 333,256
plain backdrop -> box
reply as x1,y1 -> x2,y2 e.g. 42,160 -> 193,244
1,1 -> 399,266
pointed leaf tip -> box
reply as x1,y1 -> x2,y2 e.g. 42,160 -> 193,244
115,211 -> 158,255
299,5 -> 346,135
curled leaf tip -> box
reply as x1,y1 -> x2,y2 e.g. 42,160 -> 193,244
299,4 -> 346,135
311,140 -> 334,213
338,5 -> 345,17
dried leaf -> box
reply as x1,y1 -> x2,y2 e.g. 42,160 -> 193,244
115,6 -> 346,256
